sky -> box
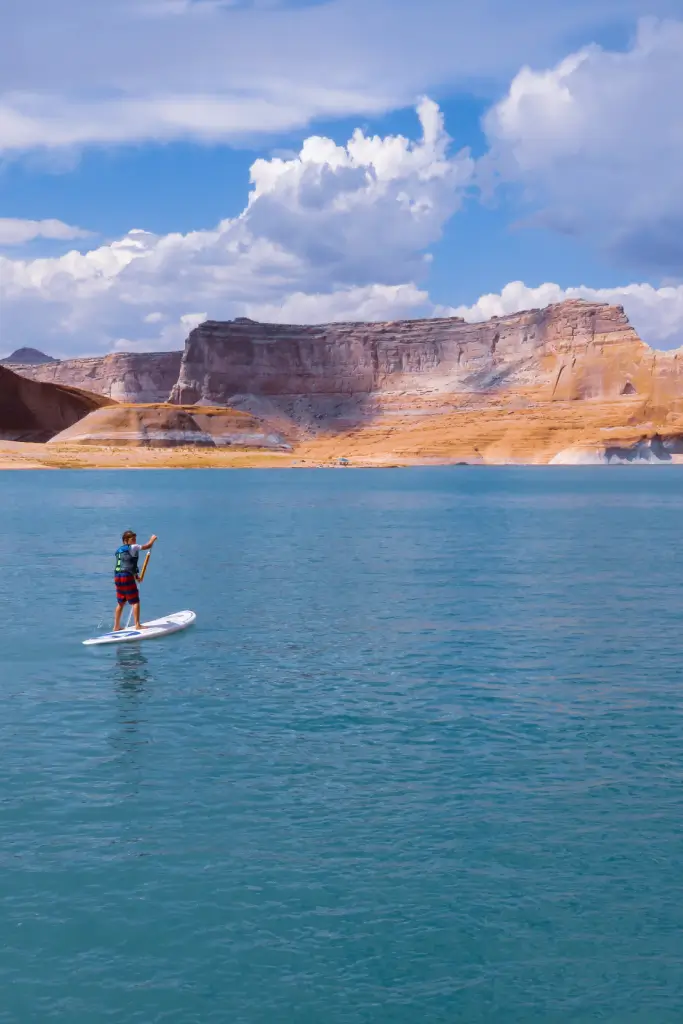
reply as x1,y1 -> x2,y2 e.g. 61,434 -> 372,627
2,0 -> 683,356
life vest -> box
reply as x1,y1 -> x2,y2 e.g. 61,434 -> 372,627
114,544 -> 139,576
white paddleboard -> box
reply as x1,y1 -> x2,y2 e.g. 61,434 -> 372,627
83,610 -> 196,646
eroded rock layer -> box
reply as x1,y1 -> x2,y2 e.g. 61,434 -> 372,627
167,301 -> 683,462
169,302 -> 650,411
0,366 -> 113,442
11,351 -> 182,403
48,404 -> 292,450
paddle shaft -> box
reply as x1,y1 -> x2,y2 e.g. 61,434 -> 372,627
125,550 -> 151,627
138,551 -> 151,582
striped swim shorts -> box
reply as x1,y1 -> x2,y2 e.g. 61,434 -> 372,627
114,573 -> 139,606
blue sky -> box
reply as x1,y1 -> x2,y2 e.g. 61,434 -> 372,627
2,0 -> 683,355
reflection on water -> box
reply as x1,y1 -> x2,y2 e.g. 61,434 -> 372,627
110,647 -> 152,774
113,644 -> 151,691
112,646 -> 150,735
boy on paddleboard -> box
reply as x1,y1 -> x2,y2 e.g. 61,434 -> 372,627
113,530 -> 157,631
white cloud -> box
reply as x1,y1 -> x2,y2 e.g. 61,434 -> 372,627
484,18 -> 683,271
0,217 -> 91,245
246,283 -> 430,324
0,88 -> 395,152
111,312 -> 208,352
4,82 -> 683,365
447,280 -> 683,349
1,0 -> 676,152
179,311 -> 207,328
0,102 -> 470,355
246,98 -> 472,284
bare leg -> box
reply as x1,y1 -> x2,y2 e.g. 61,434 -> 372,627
114,603 -> 124,631
132,601 -> 145,629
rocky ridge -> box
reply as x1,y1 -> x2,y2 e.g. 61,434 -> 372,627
1,347 -> 56,365
10,351 -> 182,403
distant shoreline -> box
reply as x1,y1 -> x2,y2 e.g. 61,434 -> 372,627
0,441 -> 680,469
0,444 -> 479,470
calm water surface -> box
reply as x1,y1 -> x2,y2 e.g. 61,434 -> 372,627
1,468 -> 683,1023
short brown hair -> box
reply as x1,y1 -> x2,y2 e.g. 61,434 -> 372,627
122,530 -> 136,543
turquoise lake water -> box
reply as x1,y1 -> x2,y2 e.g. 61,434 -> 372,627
2,468 -> 683,1023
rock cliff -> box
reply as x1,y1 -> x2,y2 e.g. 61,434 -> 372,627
0,365 -> 113,442
169,302 -> 657,414
165,301 -> 683,462
10,351 -> 182,403
8,299 -> 683,463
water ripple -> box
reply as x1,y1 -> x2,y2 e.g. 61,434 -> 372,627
0,469 -> 682,1023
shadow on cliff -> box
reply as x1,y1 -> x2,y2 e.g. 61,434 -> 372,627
0,366 -> 112,442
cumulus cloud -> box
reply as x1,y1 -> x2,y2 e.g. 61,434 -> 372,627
484,18 -> 683,272
0,218 -> 91,245
246,98 -> 472,284
2,0 -> 676,153
0,102 -> 469,355
447,280 -> 683,349
246,283 -> 431,324
5,56 -> 683,363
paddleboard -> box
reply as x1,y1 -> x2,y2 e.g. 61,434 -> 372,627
83,610 -> 196,646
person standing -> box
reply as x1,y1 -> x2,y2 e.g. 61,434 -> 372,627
113,530 -> 157,631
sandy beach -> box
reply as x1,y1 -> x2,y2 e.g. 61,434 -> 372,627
0,439 -> 415,470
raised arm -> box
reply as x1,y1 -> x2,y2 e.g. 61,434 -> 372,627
140,535 -> 158,551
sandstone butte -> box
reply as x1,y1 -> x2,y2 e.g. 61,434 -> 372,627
5,298 -> 683,468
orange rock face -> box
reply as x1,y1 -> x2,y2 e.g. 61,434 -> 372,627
168,300 -> 683,464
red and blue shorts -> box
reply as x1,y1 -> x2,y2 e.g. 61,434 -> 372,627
115,573 -> 139,606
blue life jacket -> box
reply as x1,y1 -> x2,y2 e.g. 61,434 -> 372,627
114,544 -> 139,577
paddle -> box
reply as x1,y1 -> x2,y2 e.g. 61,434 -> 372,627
125,550 -> 151,628
138,551 -> 151,582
